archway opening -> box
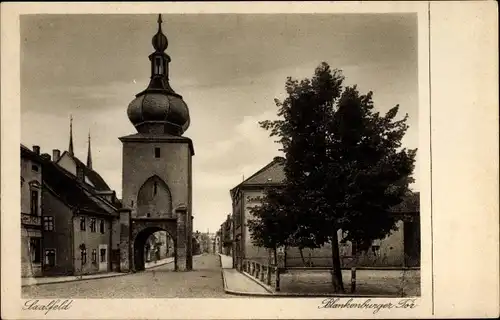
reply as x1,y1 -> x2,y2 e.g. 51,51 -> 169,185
134,227 -> 175,271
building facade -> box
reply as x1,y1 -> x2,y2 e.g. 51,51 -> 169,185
230,158 -> 421,269
230,157 -> 285,267
21,145 -> 44,277
40,147 -> 119,276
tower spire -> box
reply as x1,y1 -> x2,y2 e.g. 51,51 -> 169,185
87,129 -> 92,170
158,14 -> 163,31
69,115 -> 74,156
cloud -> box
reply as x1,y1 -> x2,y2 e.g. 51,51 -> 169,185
21,14 -> 419,233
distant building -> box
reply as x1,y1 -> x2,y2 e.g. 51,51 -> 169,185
219,214 -> 233,257
21,145 -> 44,277
215,231 -> 222,254
229,158 -> 421,269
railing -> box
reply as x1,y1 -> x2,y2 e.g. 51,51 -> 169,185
21,213 -> 41,226
239,257 -> 367,294
238,254 -> 419,295
241,258 -> 280,291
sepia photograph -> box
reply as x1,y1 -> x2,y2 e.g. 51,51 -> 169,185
19,12 -> 420,299
2,2 -> 498,319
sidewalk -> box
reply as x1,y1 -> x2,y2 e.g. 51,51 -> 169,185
22,271 -> 126,287
22,256 -> 175,287
219,254 -> 271,296
144,256 -> 175,269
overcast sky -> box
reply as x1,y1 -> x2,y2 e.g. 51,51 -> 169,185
21,13 -> 419,233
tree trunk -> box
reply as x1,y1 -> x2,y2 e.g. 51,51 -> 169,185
299,247 -> 307,267
273,247 -> 278,266
330,229 -> 345,293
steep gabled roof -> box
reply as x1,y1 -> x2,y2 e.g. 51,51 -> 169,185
41,157 -> 114,216
230,157 -> 285,197
57,150 -> 111,191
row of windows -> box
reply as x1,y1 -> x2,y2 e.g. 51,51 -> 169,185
43,216 -> 106,233
79,217 -> 106,233
27,239 -> 107,267
79,247 -> 107,265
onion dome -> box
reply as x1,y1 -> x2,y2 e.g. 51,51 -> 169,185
127,14 -> 190,136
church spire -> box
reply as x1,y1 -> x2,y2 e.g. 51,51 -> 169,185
86,129 -> 92,170
69,115 -> 74,156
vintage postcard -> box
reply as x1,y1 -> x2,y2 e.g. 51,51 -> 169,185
1,1 -> 498,319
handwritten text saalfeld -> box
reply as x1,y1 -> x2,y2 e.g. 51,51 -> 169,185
23,299 -> 73,315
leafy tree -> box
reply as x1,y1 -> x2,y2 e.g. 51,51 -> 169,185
247,186 -> 289,265
256,62 -> 416,293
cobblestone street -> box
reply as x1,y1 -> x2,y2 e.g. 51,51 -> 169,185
22,254 -> 236,298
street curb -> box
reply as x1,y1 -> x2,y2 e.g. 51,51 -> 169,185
240,271 -> 274,294
21,272 -> 129,288
23,255 -> 200,287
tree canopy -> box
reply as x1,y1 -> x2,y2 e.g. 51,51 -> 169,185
248,62 -> 417,292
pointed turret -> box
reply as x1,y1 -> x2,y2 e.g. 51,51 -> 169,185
69,115 -> 74,156
86,130 -> 92,170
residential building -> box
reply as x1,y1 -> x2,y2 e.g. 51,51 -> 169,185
230,157 -> 285,267
230,158 -> 421,268
21,145 -> 44,277
22,121 -> 122,276
40,149 -> 120,276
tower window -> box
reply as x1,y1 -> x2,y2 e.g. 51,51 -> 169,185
155,56 -> 163,74
153,181 -> 158,196
154,148 -> 160,158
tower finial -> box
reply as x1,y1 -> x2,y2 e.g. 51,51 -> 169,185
158,14 -> 163,28
69,114 -> 74,156
86,129 -> 92,170
152,14 -> 168,52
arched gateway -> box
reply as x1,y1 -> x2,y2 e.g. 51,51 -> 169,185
117,14 -> 194,272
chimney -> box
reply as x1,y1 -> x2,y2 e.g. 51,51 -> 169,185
33,145 -> 40,155
52,149 -> 61,162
